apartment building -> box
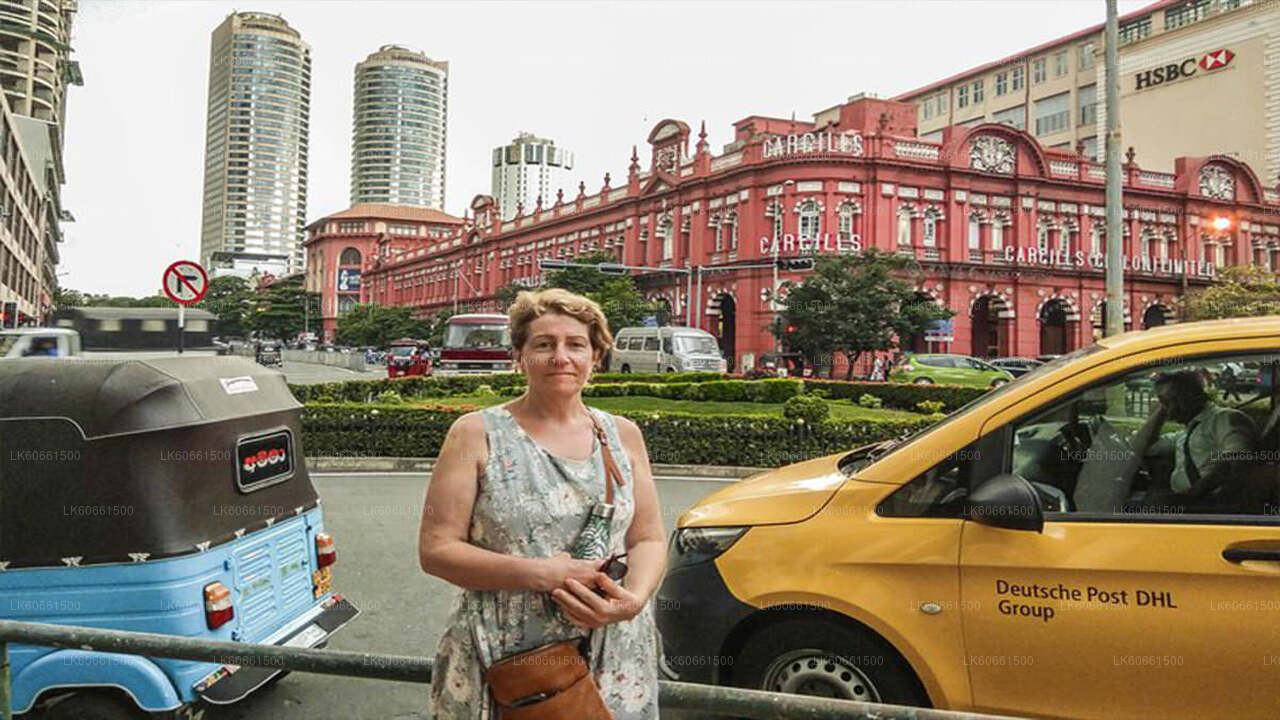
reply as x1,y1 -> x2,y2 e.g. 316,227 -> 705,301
897,0 -> 1276,180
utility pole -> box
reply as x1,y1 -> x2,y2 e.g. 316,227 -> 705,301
1104,0 -> 1124,337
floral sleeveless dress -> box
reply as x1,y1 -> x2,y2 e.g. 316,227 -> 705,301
430,405 -> 660,720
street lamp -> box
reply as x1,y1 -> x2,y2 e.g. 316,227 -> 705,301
1212,216 -> 1233,233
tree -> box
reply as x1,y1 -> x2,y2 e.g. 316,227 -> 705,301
336,303 -> 432,348
773,250 -> 953,379
246,276 -> 318,341
541,251 -> 655,335
427,310 -> 456,347
494,283 -> 524,309
197,276 -> 252,338
1183,265 -> 1280,320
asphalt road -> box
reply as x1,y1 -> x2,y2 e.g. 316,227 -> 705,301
280,358 -> 382,385
203,472 -> 732,720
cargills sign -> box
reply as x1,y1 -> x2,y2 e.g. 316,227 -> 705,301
1004,246 -> 1216,276
1134,48 -> 1234,91
762,130 -> 864,159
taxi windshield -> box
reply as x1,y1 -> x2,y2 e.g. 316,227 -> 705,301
444,324 -> 510,349
848,343 -> 1105,470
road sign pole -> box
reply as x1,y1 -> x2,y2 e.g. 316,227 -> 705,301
178,304 -> 185,355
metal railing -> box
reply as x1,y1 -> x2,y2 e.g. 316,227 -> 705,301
0,619 -> 1021,720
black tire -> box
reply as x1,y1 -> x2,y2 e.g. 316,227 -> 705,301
620,364 -> 631,373
666,366 -> 677,373
913,377 -> 935,385
991,378 -> 1009,388
733,618 -> 927,708
45,692 -> 145,720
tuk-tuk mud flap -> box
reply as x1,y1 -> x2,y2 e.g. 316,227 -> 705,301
196,595 -> 359,704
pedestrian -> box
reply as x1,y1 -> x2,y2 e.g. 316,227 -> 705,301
419,287 -> 664,720
870,356 -> 885,382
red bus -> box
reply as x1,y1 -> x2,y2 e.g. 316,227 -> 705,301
435,313 -> 513,376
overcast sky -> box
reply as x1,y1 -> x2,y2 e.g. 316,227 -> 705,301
60,0 -> 1151,296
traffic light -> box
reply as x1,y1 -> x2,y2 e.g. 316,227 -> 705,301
777,258 -> 814,271
785,325 -> 797,334
598,263 -> 629,275
538,258 -> 572,271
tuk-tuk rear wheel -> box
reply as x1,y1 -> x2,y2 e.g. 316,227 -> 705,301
45,690 -> 145,720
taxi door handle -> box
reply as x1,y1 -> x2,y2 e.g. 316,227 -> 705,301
1223,548 -> 1280,562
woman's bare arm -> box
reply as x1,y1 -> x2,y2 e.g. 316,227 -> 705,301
617,416 -> 667,603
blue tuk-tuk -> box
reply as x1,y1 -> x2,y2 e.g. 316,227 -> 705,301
0,357 -> 358,719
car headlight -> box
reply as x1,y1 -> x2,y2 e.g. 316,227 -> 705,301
670,526 -> 748,568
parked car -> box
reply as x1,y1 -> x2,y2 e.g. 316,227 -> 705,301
889,353 -> 1013,388
255,340 -> 283,368
656,317 -> 1280,719
0,327 -> 81,358
989,357 -> 1044,378
0,356 -> 358,718
609,326 -> 727,373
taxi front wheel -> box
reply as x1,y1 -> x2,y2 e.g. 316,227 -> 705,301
45,691 -> 145,720
733,618 -> 928,708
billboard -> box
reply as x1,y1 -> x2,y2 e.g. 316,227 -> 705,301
337,268 -> 361,293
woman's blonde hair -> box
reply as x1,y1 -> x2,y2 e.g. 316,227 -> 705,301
508,288 -> 613,357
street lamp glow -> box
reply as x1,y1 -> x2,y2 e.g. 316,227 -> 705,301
1212,216 -> 1232,232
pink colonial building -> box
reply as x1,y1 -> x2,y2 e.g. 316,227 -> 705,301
316,94 -> 1280,372
303,203 -> 465,341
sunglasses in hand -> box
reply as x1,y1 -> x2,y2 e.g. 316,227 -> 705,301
596,553 -> 628,593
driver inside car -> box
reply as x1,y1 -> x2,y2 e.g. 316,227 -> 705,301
1132,370 -> 1258,512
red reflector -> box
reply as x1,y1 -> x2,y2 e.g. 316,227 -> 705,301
316,532 -> 336,569
204,582 -> 234,630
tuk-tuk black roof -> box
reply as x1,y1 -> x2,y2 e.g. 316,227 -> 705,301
0,356 -> 299,439
0,356 -> 318,569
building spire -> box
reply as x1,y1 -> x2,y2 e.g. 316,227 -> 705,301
696,120 -> 708,153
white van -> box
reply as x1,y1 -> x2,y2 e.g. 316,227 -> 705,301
608,326 -> 727,373
0,327 -> 81,358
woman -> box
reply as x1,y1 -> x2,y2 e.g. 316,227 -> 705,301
419,288 -> 666,719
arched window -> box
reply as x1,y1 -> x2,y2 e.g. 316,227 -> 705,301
727,211 -> 739,250
838,203 -> 856,245
1090,224 -> 1103,256
798,200 -> 821,240
660,218 -> 674,260
710,215 -> 723,252
339,247 -> 362,266
991,214 -> 1006,251
922,211 -> 938,248
1058,224 -> 1072,255
1140,229 -> 1153,259
1037,222 -> 1050,252
897,205 -> 914,247
968,213 -> 982,250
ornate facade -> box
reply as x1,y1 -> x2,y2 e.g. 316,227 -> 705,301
319,94 -> 1280,371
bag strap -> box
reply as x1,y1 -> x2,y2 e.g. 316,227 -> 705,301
587,411 -> 625,504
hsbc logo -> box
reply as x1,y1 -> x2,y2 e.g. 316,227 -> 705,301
1134,48 -> 1234,91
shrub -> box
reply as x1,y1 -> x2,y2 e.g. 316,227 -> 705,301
916,400 -> 945,414
802,379 -> 985,412
857,393 -> 883,409
474,384 -> 497,397
783,395 -> 830,424
301,403 -> 934,467
748,379 -> 805,404
374,390 -> 404,405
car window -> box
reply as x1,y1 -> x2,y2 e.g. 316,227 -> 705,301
616,336 -> 628,350
878,441 -> 979,518
662,337 -> 673,354
627,337 -> 643,351
925,356 -> 953,368
643,337 -> 660,352
1004,352 -> 1280,521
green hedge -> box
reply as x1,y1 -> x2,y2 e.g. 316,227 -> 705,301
288,371 -> 727,403
803,379 -> 986,412
300,403 -> 935,467
582,378 -> 803,403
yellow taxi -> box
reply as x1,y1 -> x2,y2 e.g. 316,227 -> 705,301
656,318 -> 1280,719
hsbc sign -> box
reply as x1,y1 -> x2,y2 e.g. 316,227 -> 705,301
1134,48 -> 1234,91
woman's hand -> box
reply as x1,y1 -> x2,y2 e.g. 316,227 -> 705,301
550,573 -> 644,629
531,552 -> 602,593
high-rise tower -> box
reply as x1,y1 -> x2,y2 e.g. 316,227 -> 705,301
199,12 -> 311,278
491,132 -> 574,221
351,45 -> 448,209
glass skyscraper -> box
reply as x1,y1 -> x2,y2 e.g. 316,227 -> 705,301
351,45 -> 448,209
199,12 -> 311,278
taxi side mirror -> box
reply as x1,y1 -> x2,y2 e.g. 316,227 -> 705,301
968,474 -> 1044,532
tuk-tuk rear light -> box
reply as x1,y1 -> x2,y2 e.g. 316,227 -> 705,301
316,532 -> 336,568
204,581 -> 234,630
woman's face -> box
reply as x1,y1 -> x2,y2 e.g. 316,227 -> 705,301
516,312 -> 597,394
